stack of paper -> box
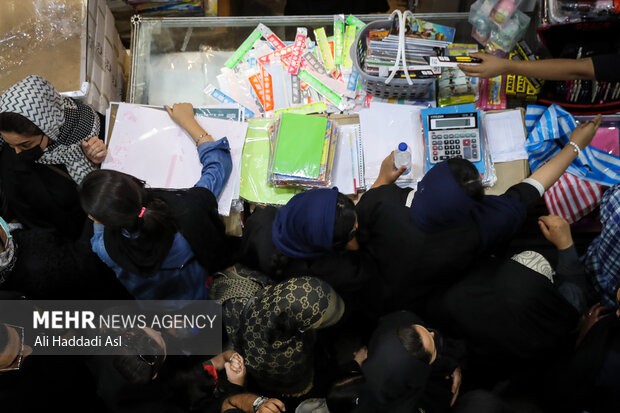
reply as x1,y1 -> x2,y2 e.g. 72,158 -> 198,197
102,102 -> 247,216
359,102 -> 425,189
269,113 -> 336,188
483,110 -> 528,163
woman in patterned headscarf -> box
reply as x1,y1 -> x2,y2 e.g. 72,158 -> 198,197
210,265 -> 345,398
0,75 -> 107,239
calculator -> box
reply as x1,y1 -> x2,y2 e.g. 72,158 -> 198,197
422,104 -> 485,174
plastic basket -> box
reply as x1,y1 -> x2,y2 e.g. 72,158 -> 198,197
352,11 -> 436,99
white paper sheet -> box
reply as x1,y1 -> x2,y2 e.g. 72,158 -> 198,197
483,110 -> 529,163
359,102 -> 425,189
102,103 -> 247,216
331,125 -> 357,195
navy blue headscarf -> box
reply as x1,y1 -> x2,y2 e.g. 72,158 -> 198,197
272,188 -> 339,259
410,161 -> 526,249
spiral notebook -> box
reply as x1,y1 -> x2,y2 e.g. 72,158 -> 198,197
329,114 -> 365,195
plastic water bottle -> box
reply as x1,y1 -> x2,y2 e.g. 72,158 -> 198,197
394,142 -> 411,175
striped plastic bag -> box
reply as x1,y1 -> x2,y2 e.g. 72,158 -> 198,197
544,172 -> 602,223
525,104 -> 620,186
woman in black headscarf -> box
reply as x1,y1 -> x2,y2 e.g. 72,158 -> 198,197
356,117 -> 600,314
240,188 -> 378,312
0,75 -> 107,239
327,311 -> 465,413
425,251 -> 581,388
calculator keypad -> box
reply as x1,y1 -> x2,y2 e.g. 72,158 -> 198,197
429,131 -> 481,163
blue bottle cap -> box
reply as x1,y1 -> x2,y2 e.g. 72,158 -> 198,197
398,142 -> 408,151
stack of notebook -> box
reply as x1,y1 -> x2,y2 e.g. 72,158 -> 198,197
269,113 -> 337,188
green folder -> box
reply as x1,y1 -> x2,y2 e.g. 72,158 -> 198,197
271,113 -> 328,179
240,119 -> 300,205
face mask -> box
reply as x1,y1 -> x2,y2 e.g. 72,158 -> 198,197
17,145 -> 44,163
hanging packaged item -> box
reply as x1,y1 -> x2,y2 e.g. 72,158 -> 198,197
477,75 -> 507,110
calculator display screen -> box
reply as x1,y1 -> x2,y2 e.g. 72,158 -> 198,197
435,118 -> 471,128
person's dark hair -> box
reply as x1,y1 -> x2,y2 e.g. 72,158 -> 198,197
113,328 -> 166,385
0,113 -> 44,137
0,324 -> 9,354
79,169 -> 176,238
326,374 -> 365,413
447,158 -> 484,202
397,325 -> 432,364
266,311 -> 301,343
332,193 -> 356,251
169,357 -> 217,410
269,251 -> 290,279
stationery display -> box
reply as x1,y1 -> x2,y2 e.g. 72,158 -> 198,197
505,40 -> 543,102
239,118 -> 300,205
437,43 -> 480,107
115,12 -> 615,227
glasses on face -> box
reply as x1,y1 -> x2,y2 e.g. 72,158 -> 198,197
0,324 -> 24,372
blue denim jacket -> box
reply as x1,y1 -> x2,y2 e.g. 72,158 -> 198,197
91,138 -> 232,300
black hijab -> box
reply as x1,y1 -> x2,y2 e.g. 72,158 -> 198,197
427,256 -> 580,371
0,148 -> 86,240
356,311 -> 432,413
410,161 -> 526,249
103,187 -> 232,278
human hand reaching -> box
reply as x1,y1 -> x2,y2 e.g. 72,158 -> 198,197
165,102 -> 197,129
457,52 -> 507,78
257,399 -> 286,413
81,136 -> 107,164
538,215 -> 573,250
371,151 -> 407,188
570,114 -> 601,150
577,303 -> 610,347
224,352 -> 246,386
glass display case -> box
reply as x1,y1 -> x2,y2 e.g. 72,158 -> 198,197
128,13 -> 477,106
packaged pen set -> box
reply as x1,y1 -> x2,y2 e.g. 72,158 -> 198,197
505,40 -> 543,102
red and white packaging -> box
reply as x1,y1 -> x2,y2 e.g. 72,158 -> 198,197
288,28 -> 307,75
544,172 -> 603,223
257,23 -> 286,50
257,44 -> 295,65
